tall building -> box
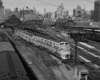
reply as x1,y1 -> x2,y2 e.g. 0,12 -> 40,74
56,3 -> 69,19
45,12 -> 52,19
5,8 -> 12,19
51,12 -> 56,22
63,11 -> 69,18
73,5 -> 85,18
93,0 -> 100,22
90,10 -> 94,20
0,0 -> 4,23
56,3 -> 64,19
44,8 -> 46,17
12,8 -> 20,18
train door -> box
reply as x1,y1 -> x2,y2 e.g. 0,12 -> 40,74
74,65 -> 89,80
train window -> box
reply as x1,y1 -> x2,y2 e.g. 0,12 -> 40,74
60,43 -> 64,45
45,40 -> 47,43
50,42 -> 52,46
65,42 -> 68,45
46,40 -> 49,45
52,43 -> 55,47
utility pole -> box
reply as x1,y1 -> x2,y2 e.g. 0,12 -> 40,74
74,39 -> 78,80
69,31 -> 81,80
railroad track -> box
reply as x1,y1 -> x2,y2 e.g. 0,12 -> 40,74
83,63 -> 100,80
14,28 -> 100,80
87,40 -> 100,50
71,44 -> 100,80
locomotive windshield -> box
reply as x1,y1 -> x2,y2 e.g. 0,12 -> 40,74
59,42 -> 70,51
65,42 -> 68,45
60,42 -> 68,45
60,42 -> 64,45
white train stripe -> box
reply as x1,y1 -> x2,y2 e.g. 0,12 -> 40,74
78,55 -> 91,62
79,42 -> 95,49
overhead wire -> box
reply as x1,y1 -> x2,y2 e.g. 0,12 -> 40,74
86,0 -> 100,7
86,0 -> 94,3
36,0 -> 73,11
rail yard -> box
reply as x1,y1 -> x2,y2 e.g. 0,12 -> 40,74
0,24 -> 99,80
1,15 -> 100,80
1,0 -> 100,80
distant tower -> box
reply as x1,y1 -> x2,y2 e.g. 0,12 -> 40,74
93,0 -> 100,22
44,8 -> 46,17
84,5 -> 85,10
33,6 -> 36,13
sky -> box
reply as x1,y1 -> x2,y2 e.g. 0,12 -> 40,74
3,0 -> 96,15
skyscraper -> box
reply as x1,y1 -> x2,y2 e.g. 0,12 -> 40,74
0,0 -> 4,23
5,9 -> 12,19
93,0 -> 100,22
56,3 -> 68,19
0,0 -> 3,7
73,5 -> 85,18
44,8 -> 46,17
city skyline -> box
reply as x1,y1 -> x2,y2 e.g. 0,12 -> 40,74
3,0 -> 95,15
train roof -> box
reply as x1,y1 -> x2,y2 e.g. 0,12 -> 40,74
19,29 -> 65,43
0,42 -> 15,52
0,33 -> 15,52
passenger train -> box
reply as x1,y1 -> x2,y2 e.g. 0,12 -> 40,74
15,29 -> 72,60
